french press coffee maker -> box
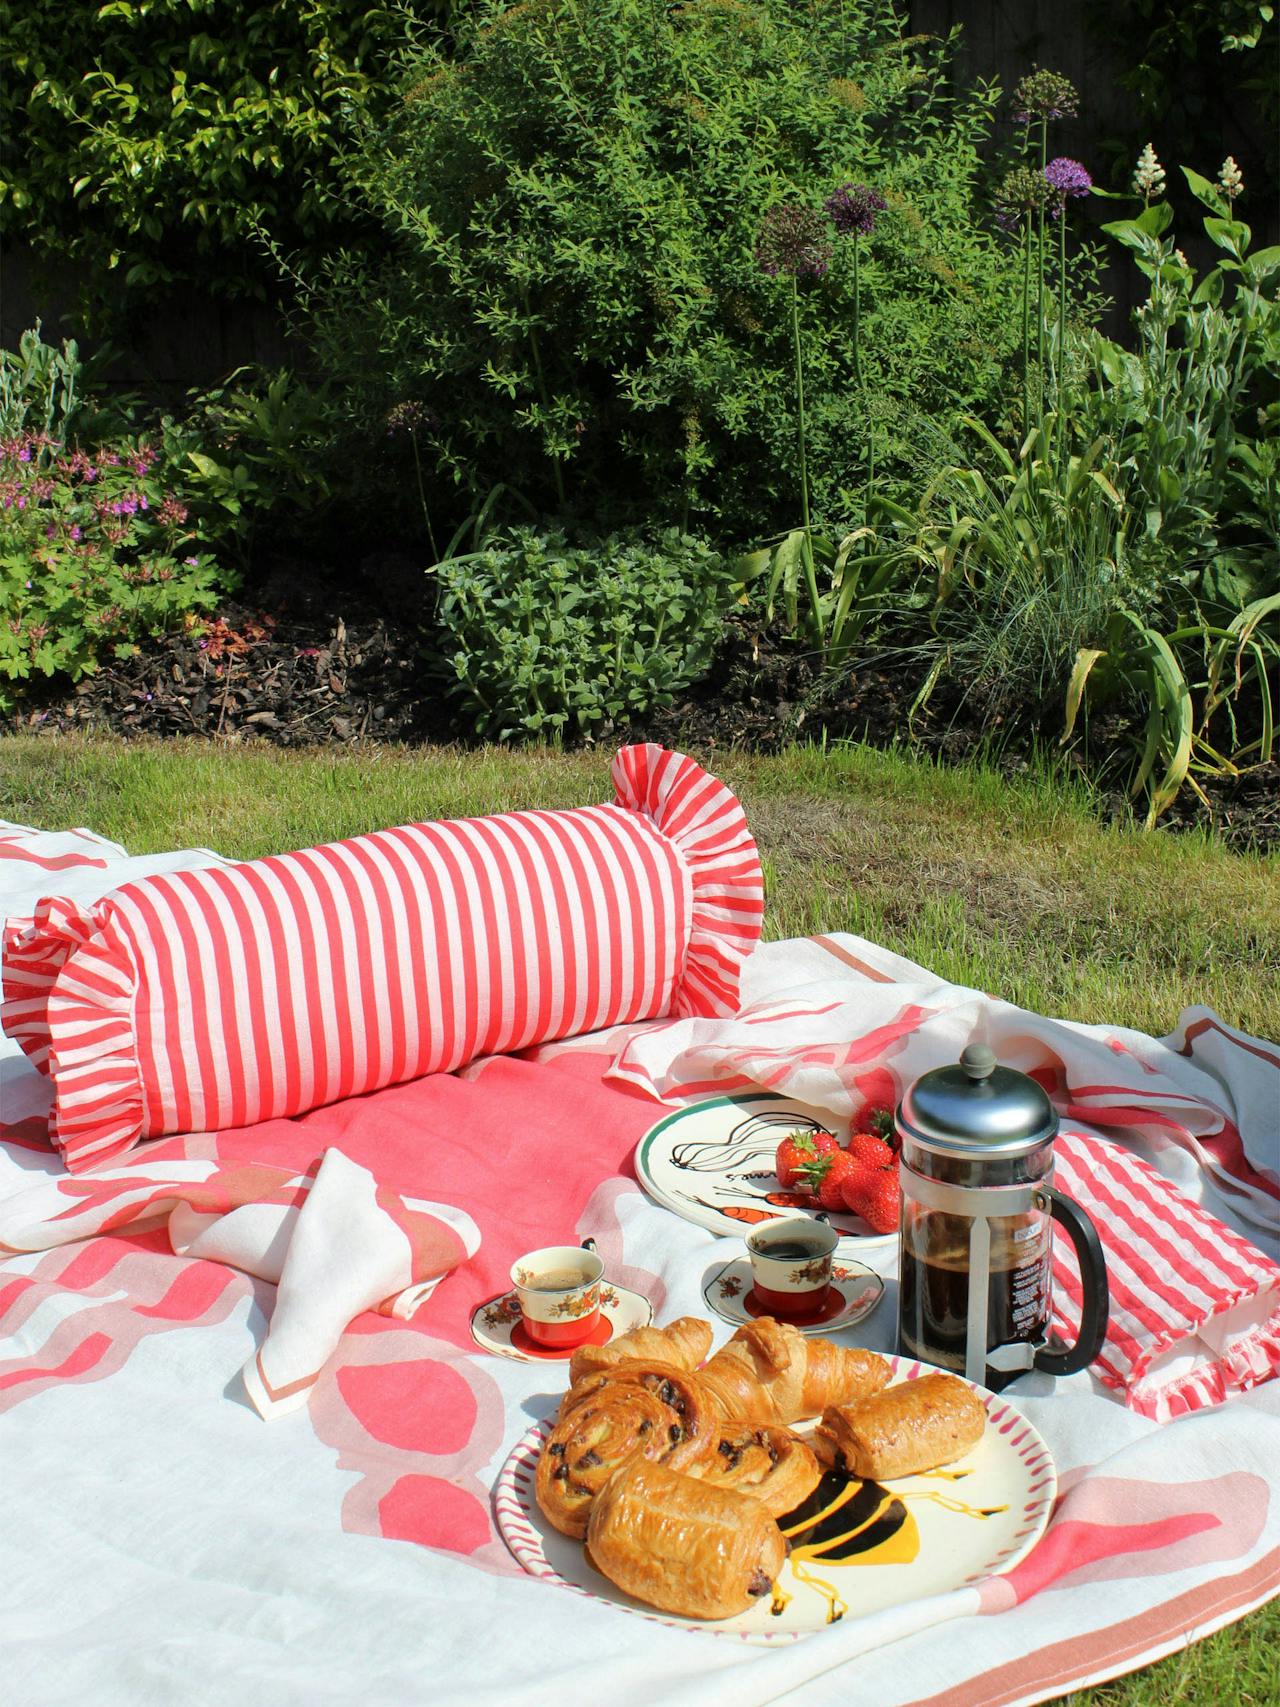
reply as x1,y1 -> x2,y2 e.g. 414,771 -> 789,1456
896,1044 -> 1109,1391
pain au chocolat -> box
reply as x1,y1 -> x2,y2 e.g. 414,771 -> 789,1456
586,1459 -> 787,1620
816,1372 -> 987,1480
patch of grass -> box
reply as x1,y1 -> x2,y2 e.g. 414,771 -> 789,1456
1062,1594 -> 1280,1706
6,733 -> 1272,1038
1,730 -> 1277,1700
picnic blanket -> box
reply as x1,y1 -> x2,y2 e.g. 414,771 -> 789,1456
1,822 -> 1277,1706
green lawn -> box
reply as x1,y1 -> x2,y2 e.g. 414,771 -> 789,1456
2,731 -> 1277,1700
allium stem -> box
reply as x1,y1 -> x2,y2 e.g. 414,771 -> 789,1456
1036,118 -> 1048,417
851,237 -> 863,385
790,276 -> 821,638
1030,223 -> 1037,440
409,428 -> 439,562
1057,213 -> 1068,435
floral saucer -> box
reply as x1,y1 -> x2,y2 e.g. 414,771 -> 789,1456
701,1256 -> 884,1336
470,1281 -> 654,1362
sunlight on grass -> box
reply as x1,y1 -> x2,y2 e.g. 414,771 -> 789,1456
7,733 -> 1276,1039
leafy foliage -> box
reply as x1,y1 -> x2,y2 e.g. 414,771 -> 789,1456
307,0 -> 1032,533
0,421 -> 220,707
429,527 -> 744,740
1085,171 -> 1280,615
0,0 -> 446,308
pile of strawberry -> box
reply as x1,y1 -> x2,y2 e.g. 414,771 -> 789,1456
775,1110 -> 901,1235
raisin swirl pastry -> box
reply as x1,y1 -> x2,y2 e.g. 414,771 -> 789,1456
586,1459 -> 787,1621
537,1364 -> 717,1540
683,1422 -> 821,1517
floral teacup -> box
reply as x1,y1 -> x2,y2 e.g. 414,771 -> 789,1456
509,1241 -> 605,1347
746,1217 -> 839,1321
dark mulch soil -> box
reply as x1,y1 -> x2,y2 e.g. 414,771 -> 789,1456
5,585 -> 1276,855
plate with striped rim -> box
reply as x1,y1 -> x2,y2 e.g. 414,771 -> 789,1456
633,1093 -> 900,1248
493,1357 -> 1057,1643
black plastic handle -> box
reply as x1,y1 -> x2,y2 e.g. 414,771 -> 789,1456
1035,1188 -> 1109,1376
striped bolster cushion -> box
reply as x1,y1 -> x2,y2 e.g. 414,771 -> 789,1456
2,744 -> 764,1173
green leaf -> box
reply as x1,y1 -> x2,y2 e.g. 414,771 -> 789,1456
1182,167 -> 1229,218
1061,648 -> 1107,744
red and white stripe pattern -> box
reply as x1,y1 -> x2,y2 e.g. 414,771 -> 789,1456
1,745 -> 764,1172
1051,1130 -> 1280,1421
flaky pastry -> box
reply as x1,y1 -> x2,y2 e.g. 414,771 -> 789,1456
586,1459 -> 786,1620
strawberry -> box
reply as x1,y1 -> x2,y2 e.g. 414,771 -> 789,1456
774,1128 -> 840,1191
853,1105 -> 899,1154
845,1132 -> 895,1172
842,1166 -> 901,1235
801,1149 -> 864,1213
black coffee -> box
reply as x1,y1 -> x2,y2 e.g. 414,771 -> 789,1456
898,1250 -> 1047,1390
759,1240 -> 827,1260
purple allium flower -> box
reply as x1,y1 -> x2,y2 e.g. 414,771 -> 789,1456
385,399 -> 436,436
1045,157 -> 1092,199
825,182 -> 888,238
995,165 -> 1050,231
754,204 -> 832,279
1011,68 -> 1079,124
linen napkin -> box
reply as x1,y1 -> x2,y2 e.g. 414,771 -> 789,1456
186,1148 -> 480,1419
0,1144 -> 479,1421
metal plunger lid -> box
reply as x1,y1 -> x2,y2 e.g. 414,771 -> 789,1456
896,1043 -> 1058,1159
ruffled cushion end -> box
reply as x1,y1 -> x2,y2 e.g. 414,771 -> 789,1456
2,897 -> 145,1172
612,744 -> 764,1018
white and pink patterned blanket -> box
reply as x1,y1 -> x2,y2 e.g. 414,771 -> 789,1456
1,823 -> 1277,1706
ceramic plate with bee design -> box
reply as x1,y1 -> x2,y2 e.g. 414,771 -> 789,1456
495,1358 -> 1056,1642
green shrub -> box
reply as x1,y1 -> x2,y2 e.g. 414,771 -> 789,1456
430,527 -> 742,740
0,0 -> 449,313
307,0 -> 1038,534
0,325 -> 271,705
1083,166 -> 1280,616
0,425 -> 220,707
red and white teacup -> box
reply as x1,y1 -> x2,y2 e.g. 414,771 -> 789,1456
510,1241 -> 605,1348
746,1218 -> 839,1321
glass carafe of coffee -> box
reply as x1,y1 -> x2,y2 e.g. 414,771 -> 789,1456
896,1044 -> 1109,1391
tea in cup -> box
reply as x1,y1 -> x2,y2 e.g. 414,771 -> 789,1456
746,1217 -> 839,1320
510,1242 -> 605,1347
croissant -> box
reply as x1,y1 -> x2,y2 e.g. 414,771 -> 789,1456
538,1365 -> 717,1539
683,1422 -> 821,1517
568,1316 -> 713,1386
815,1374 -> 986,1480
586,1459 -> 786,1620
697,1318 -> 892,1425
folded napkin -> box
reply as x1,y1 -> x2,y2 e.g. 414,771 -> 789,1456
1051,1130 -> 1280,1420
0,1144 -> 479,1420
